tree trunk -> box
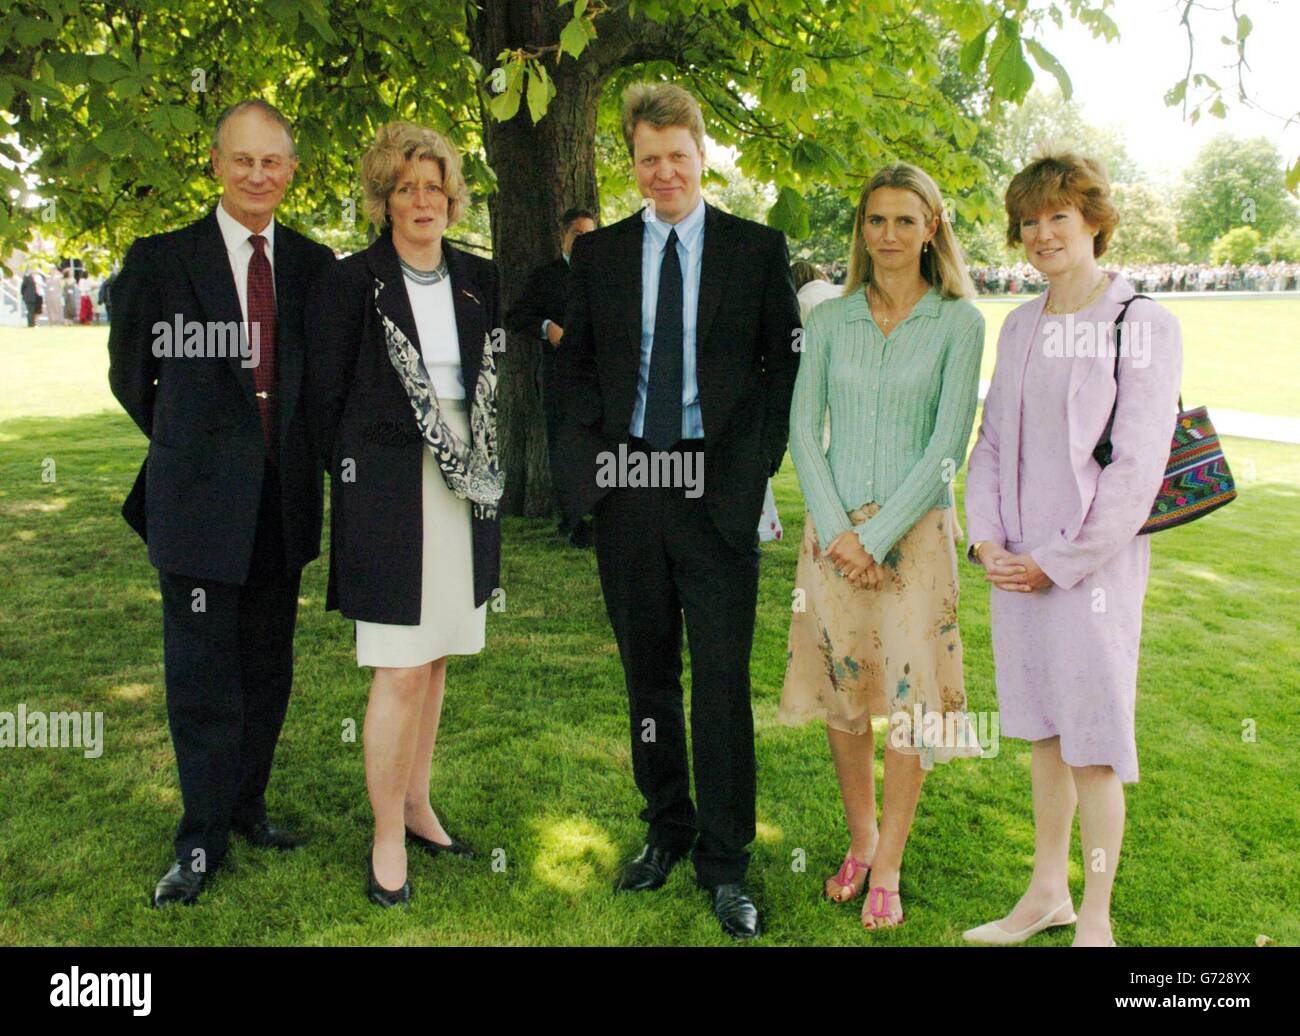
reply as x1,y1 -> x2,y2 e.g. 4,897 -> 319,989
471,3 -> 610,517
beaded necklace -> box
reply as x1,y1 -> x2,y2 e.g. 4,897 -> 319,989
399,256 -> 450,285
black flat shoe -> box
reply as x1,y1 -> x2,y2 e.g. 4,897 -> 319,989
615,844 -> 686,892
233,820 -> 304,851
152,860 -> 209,908
405,825 -> 476,859
709,882 -> 762,939
367,849 -> 411,908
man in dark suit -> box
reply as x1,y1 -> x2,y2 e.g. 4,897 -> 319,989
505,207 -> 597,546
20,268 -> 41,326
108,99 -> 334,907
555,83 -> 801,939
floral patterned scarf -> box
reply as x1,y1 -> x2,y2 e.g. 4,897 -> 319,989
373,278 -> 504,519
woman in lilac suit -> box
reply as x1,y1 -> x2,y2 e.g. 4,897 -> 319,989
961,152 -> 1182,947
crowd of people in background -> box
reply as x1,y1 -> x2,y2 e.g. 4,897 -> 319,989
9,265 -> 116,326
967,259 -> 1299,294
791,259 -> 1300,295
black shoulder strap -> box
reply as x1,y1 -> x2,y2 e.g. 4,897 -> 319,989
1109,294 -> 1146,378
1096,294 -> 1149,456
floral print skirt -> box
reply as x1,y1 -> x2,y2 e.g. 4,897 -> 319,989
778,503 -> 982,770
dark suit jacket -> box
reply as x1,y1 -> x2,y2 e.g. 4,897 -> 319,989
505,256 -> 569,397
107,207 -> 335,584
305,231 -> 502,622
555,203 -> 801,554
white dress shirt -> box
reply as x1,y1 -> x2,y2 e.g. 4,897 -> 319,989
796,278 -> 842,322
404,273 -> 466,399
215,199 -> 276,332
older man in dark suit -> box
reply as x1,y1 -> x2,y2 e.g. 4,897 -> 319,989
555,83 -> 801,939
109,99 -> 334,907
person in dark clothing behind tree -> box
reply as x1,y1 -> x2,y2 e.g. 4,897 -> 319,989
505,206 -> 598,547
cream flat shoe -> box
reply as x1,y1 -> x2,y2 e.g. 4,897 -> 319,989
962,898 -> 1077,944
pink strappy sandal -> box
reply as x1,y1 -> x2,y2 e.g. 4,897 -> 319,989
825,853 -> 870,903
865,885 -> 905,928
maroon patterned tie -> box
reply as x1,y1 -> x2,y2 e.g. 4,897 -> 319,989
247,234 -> 277,457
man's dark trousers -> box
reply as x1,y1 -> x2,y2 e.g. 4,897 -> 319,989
158,459 -> 300,871
590,438 -> 759,887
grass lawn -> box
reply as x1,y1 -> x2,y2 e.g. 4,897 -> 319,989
0,319 -> 1297,947
974,295 -> 1300,418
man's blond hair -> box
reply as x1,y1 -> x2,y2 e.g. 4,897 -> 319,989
620,83 -> 705,158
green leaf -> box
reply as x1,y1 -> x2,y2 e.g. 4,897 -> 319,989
789,141 -> 815,176
559,16 -> 587,60
1025,39 -> 1072,101
767,185 -> 809,238
525,64 -> 553,124
169,106 -> 200,133
488,67 -> 523,122
986,21 -> 1034,103
299,0 -> 338,43
1236,14 -> 1252,43
47,53 -> 89,82
14,17 -> 57,46
89,56 -> 131,83
270,3 -> 299,30
958,27 -> 989,76
70,143 -> 101,176
1164,79 -> 1187,107
92,126 -> 133,156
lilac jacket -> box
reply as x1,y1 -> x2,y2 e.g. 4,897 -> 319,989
965,273 -> 1183,589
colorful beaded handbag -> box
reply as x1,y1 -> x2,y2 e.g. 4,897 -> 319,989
1092,295 -> 1237,534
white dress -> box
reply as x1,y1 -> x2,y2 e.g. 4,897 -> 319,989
354,270 -> 487,667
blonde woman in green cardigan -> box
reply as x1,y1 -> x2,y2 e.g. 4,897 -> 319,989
779,163 -> 985,929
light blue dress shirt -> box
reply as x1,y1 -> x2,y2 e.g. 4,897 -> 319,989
630,196 -> 706,440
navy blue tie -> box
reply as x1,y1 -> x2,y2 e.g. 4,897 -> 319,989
643,227 -> 683,450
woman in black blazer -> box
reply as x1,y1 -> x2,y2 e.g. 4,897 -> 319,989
306,122 -> 502,907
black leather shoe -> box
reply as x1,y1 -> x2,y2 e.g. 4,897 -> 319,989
151,860 -> 210,908
568,520 -> 592,548
367,850 -> 411,908
615,844 -> 686,892
232,820 -> 303,851
405,825 -> 476,859
709,883 -> 762,939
